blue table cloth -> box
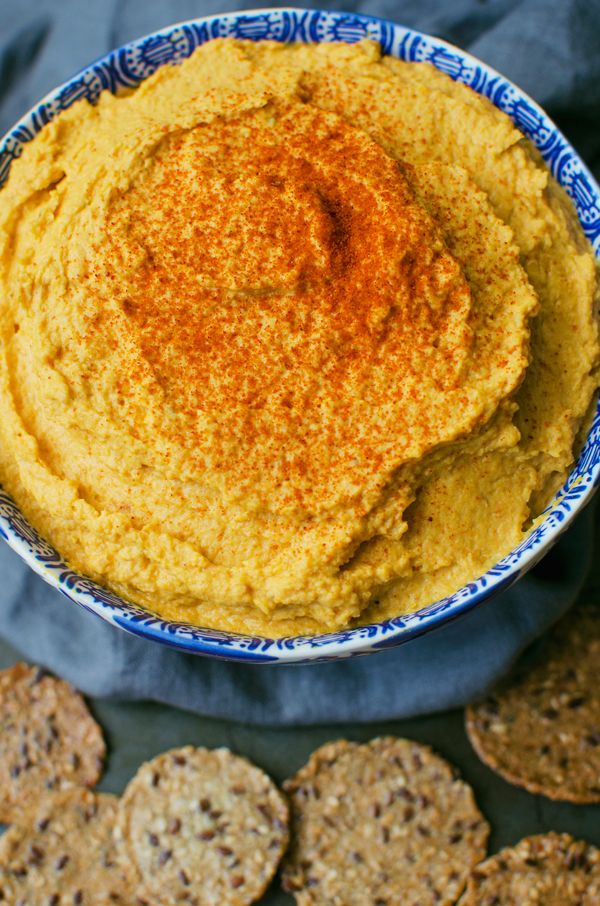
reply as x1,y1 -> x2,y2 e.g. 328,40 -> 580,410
0,0 -> 598,724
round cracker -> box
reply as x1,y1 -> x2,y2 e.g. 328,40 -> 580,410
116,745 -> 289,906
0,789 -> 135,904
281,736 -> 489,905
0,663 -> 106,822
458,832 -> 600,905
466,602 -> 600,802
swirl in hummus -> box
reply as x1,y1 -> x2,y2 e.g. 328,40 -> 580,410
0,39 -> 598,635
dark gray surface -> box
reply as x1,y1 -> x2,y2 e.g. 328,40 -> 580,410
1,626 -> 600,905
1,0 -> 600,724
4,497 -> 598,902
2,519 -> 600,900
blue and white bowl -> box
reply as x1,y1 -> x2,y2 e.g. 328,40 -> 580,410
1,8 -> 599,664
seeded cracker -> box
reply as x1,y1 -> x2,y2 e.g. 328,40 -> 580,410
465,602 -> 600,802
116,745 -> 289,905
281,737 -> 489,905
458,832 -> 600,905
0,789 -> 134,904
0,662 -> 105,822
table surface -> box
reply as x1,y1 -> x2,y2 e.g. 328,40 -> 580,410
2,587 -> 600,905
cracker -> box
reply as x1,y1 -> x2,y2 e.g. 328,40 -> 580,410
458,832 -> 600,905
116,745 -> 289,906
281,736 -> 489,905
465,602 -> 600,802
0,662 -> 106,822
0,788 -> 135,904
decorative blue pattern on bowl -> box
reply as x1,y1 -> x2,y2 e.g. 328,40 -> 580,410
0,7 -> 599,663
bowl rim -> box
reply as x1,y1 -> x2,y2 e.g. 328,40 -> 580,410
0,6 -> 599,664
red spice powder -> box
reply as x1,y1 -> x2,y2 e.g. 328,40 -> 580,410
89,100 -> 473,513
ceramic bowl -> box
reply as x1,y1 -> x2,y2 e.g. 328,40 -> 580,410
1,7 -> 599,663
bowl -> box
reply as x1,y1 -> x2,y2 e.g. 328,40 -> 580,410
0,7 -> 599,664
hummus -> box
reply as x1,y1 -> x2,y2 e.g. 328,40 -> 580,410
0,39 -> 598,636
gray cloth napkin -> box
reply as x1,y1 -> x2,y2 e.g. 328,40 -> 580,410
0,0 -> 599,725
